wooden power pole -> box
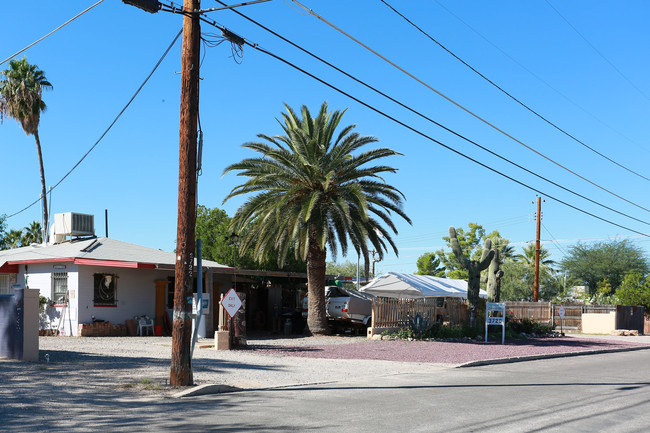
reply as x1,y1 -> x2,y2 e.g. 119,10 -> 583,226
170,0 -> 201,387
534,196 -> 541,302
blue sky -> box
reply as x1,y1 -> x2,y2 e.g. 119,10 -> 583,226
2,0 -> 649,274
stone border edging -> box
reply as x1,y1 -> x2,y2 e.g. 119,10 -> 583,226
456,344 -> 650,368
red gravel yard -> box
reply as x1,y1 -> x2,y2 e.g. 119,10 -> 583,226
246,337 -> 650,365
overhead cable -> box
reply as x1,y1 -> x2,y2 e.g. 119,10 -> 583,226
290,0 -> 650,214
213,1 -> 650,228
1,0 -> 105,66
196,16 -> 649,238
545,0 -> 650,103
380,0 -> 650,183
432,0 -> 647,154
7,28 -> 183,219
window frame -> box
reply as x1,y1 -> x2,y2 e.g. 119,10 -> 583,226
93,273 -> 118,307
0,274 -> 10,295
51,271 -> 68,304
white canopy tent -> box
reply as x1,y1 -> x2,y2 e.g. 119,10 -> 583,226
360,272 -> 487,300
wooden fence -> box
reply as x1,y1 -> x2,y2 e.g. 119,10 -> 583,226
371,297 -> 470,330
506,302 -> 618,332
371,298 -> 437,328
371,300 -> 626,334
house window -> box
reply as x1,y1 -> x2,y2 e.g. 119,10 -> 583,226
52,272 -> 68,303
0,274 -> 9,295
94,274 -> 118,306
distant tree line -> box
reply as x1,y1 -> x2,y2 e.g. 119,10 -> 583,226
415,222 -> 650,305
0,216 -> 43,250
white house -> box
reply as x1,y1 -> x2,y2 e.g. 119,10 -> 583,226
0,235 -> 234,336
0,213 -> 309,337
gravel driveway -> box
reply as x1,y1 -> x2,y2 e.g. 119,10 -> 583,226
2,334 -> 649,400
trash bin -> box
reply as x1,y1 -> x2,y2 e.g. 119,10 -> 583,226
284,318 -> 293,337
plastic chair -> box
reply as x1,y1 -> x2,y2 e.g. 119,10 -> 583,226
135,315 -> 154,336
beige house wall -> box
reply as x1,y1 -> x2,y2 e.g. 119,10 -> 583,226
23,289 -> 40,361
581,311 -> 616,334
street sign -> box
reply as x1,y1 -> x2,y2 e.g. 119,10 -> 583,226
221,288 -> 242,319
485,302 -> 506,344
558,304 -> 566,336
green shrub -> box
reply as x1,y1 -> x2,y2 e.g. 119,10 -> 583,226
506,315 -> 554,335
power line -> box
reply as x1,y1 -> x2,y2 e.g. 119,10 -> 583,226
1,0 -> 106,66
215,2 -> 650,229
379,0 -> 650,183
545,0 -> 650,103
7,28 -> 183,219
290,0 -> 650,214
541,222 -> 569,256
432,0 -> 648,154
194,17 -> 650,238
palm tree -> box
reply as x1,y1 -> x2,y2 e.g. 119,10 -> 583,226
0,58 -> 53,237
22,220 -> 43,245
6,229 -> 23,249
517,243 -> 556,295
223,102 -> 411,334
518,242 -> 556,268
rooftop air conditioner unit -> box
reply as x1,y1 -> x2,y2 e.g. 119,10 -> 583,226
53,212 -> 95,238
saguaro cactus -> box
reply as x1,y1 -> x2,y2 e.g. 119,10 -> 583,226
483,238 -> 505,302
449,226 -> 494,326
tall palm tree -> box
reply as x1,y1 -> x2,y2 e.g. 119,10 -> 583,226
223,102 -> 411,334
0,58 -> 53,236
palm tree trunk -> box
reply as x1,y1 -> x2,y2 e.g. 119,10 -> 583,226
364,250 -> 370,281
306,224 -> 329,335
34,129 -> 48,240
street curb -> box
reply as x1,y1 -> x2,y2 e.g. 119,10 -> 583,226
173,380 -> 339,398
456,344 -> 650,368
174,344 -> 650,397
173,384 -> 241,398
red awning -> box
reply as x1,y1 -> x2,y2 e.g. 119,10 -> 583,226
0,262 -> 19,273
74,258 -> 156,269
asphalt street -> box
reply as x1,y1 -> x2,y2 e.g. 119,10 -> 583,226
3,349 -> 649,432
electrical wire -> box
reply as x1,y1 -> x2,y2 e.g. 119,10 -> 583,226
545,0 -> 650,103
432,0 -> 647,154
542,222 -> 569,256
290,0 -> 650,214
249,47 -> 649,236
379,0 -> 650,183
195,17 -> 649,238
6,28 -> 183,219
212,1 -> 650,229
1,0 -> 105,66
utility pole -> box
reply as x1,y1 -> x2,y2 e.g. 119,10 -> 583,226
534,196 -> 542,302
123,0 -> 265,387
170,0 -> 201,387
371,250 -> 381,278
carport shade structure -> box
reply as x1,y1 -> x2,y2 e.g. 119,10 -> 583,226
360,272 -> 487,300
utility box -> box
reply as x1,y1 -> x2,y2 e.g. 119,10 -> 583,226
0,288 -> 39,361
